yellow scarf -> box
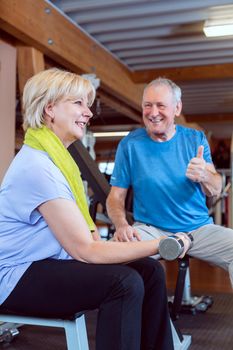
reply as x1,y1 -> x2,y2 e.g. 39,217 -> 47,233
24,126 -> 95,232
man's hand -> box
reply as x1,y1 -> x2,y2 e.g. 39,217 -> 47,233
186,145 -> 207,183
113,224 -> 141,242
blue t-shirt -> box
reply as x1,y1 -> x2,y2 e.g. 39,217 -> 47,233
110,125 -> 213,233
0,145 -> 74,304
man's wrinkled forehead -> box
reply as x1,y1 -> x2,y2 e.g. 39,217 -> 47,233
142,84 -> 175,103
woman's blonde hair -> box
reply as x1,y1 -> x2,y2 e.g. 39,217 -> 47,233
22,68 -> 96,131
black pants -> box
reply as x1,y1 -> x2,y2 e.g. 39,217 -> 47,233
0,258 -> 174,350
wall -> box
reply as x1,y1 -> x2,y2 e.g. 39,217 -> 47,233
0,40 -> 16,182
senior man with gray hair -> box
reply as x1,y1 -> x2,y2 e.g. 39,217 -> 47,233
107,77 -> 233,288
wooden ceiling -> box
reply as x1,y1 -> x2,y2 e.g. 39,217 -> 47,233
49,0 -> 233,140
0,0 -> 233,153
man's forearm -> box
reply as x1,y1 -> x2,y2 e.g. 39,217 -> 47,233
201,164 -> 222,197
106,195 -> 129,229
107,203 -> 129,228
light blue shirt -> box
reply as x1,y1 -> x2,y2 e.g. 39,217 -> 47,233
0,145 -> 74,304
110,125 -> 213,233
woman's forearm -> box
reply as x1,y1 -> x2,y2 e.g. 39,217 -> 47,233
77,239 -> 159,264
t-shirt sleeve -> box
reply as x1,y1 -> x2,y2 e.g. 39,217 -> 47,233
201,132 -> 213,164
110,141 -> 131,188
2,155 -> 74,224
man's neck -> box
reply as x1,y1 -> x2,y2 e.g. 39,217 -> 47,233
149,125 -> 176,142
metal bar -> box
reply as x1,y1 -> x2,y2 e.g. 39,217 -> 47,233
68,141 -> 110,209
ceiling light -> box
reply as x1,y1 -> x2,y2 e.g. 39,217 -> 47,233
203,19 -> 233,37
93,131 -> 129,138
203,5 -> 233,37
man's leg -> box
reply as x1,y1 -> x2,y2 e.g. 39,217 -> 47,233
133,222 -> 166,258
134,222 -> 165,239
188,224 -> 233,288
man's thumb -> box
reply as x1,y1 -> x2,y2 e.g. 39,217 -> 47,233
197,145 -> 204,159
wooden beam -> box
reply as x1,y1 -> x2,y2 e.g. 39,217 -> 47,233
17,46 -> 45,98
186,113 -> 233,123
0,0 -> 142,111
98,91 -> 142,123
132,64 -> 233,83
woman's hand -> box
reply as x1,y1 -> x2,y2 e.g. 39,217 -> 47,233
175,233 -> 193,258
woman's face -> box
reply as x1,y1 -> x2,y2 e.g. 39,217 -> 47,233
45,96 -> 93,147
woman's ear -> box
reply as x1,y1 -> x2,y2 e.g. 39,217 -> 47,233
44,103 -> 54,117
44,103 -> 55,123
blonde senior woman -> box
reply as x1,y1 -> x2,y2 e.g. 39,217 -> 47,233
0,68 -> 178,350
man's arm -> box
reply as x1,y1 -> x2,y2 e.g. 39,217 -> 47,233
186,145 -> 222,197
199,162 -> 222,197
106,186 -> 141,241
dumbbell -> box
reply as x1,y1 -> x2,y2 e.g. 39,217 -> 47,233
158,233 -> 193,261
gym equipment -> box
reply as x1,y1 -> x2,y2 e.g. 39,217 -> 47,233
169,256 -> 213,320
0,322 -> 20,343
159,233 -> 194,261
171,320 -> 191,350
0,312 -> 89,349
159,235 -> 213,319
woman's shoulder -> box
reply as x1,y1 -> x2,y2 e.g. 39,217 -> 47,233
3,145 -> 63,188
16,145 -> 57,173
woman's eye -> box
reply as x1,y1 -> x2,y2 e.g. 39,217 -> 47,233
75,100 -> 82,105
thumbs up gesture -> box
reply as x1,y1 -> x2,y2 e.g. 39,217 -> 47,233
196,145 -> 204,159
186,145 -> 207,183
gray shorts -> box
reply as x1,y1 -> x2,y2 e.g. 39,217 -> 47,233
133,222 -> 233,288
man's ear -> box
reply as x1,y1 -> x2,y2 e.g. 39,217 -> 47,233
175,101 -> 182,117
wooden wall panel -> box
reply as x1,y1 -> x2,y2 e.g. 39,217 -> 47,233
0,40 -> 17,181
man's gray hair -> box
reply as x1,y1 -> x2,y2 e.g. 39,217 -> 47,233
144,77 -> 182,103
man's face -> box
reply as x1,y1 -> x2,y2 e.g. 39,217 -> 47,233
142,84 -> 182,142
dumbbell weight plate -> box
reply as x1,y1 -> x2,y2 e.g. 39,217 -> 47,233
159,237 -> 184,261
